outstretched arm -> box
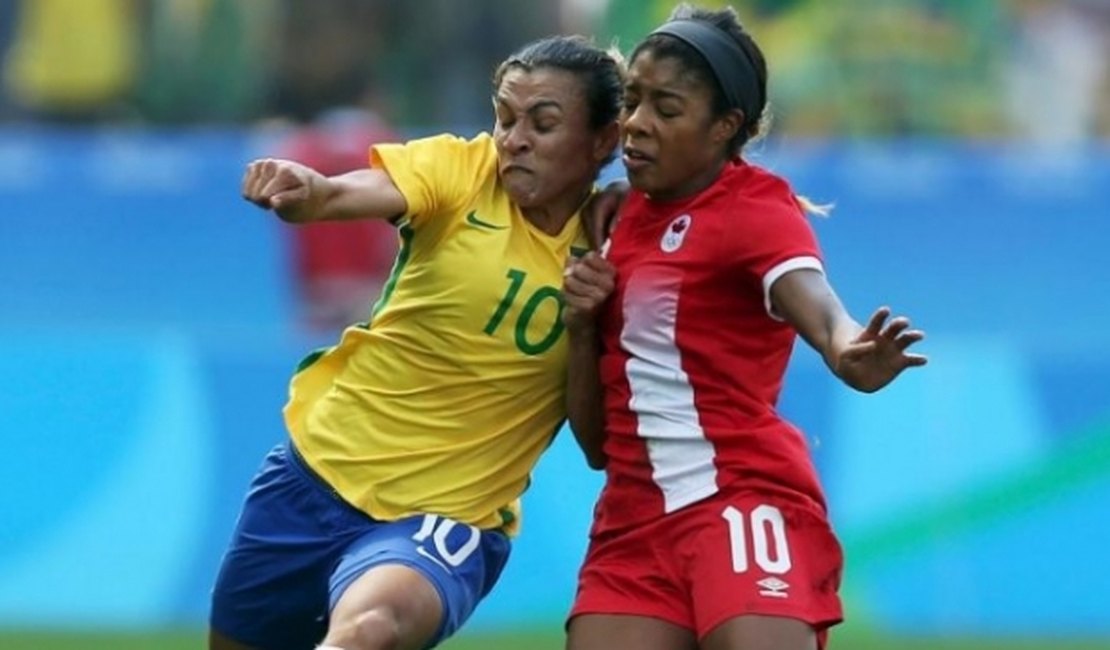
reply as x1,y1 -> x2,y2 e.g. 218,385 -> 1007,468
771,269 -> 927,393
562,253 -> 616,469
241,158 -> 408,223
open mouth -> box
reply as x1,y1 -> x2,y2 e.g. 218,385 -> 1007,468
622,146 -> 654,170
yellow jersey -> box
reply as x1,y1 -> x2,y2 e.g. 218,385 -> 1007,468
285,133 -> 589,534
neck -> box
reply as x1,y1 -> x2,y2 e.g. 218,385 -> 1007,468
649,157 -> 729,203
522,185 -> 592,236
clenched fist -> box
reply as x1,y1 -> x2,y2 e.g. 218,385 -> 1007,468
241,158 -> 331,223
563,252 -> 616,335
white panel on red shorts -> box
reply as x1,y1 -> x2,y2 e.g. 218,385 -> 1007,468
594,161 -> 832,536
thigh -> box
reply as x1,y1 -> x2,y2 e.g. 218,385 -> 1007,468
568,614 -> 696,650
700,614 -> 817,650
677,490 -> 844,640
327,513 -> 512,648
210,444 -> 357,650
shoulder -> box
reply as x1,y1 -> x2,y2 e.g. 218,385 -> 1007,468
371,132 -> 499,228
375,132 -> 496,167
721,161 -> 804,219
707,162 -> 820,267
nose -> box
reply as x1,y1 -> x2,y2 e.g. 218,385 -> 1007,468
500,123 -> 532,155
622,104 -> 651,139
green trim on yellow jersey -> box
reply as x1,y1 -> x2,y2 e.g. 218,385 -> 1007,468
369,222 -> 414,320
283,133 -> 591,535
294,346 -> 331,375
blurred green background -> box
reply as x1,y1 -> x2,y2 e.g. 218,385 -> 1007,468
2,626 -> 1108,650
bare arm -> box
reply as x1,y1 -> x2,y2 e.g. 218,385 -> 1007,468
241,159 -> 408,223
562,253 -> 616,469
771,269 -> 927,393
579,179 -> 628,251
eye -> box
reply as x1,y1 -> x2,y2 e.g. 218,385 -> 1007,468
657,103 -> 681,119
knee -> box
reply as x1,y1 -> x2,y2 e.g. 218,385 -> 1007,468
324,608 -> 403,650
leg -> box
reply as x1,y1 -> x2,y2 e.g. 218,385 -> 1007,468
210,443 -> 363,649
568,614 -> 696,650
700,614 -> 817,650
321,565 -> 443,650
322,513 -> 512,650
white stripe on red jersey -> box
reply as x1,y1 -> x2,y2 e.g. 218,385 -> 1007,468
622,269 -> 720,513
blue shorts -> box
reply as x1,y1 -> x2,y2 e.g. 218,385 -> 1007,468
210,443 -> 511,650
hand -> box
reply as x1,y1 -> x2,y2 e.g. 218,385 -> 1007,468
581,179 -> 628,252
241,158 -> 330,223
834,307 -> 927,393
562,252 -> 616,335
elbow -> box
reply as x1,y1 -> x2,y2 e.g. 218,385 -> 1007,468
567,408 -> 607,469
585,451 -> 608,471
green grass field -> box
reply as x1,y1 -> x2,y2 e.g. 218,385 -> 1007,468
1,626 -> 1105,650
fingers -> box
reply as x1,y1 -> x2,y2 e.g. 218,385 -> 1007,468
563,252 -> 615,306
881,316 -> 910,340
894,329 -> 925,352
565,252 -> 614,276
579,251 -> 615,275
877,312 -> 925,355
241,159 -> 271,208
863,306 -> 891,337
564,265 -> 614,299
243,159 -> 284,208
269,185 -> 310,210
242,159 -> 306,210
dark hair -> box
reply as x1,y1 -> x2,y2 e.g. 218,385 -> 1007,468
493,35 -> 624,133
632,4 -> 768,155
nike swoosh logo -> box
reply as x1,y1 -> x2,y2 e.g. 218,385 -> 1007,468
465,210 -> 507,230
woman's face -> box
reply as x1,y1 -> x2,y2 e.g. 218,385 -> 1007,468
493,67 -> 613,210
620,50 -> 738,201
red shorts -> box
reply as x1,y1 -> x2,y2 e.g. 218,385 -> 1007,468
569,486 -> 844,645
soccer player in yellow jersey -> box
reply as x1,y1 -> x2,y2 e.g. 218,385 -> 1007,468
209,36 -> 622,650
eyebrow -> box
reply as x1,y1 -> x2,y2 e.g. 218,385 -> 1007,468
626,82 -> 686,103
650,89 -> 686,103
495,98 -> 565,115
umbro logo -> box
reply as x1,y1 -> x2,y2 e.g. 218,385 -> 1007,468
465,210 -> 507,230
756,576 -> 789,599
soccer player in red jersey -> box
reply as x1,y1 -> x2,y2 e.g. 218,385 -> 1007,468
562,5 -> 928,650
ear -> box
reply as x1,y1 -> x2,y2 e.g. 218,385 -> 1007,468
592,121 -> 620,164
712,109 -> 743,148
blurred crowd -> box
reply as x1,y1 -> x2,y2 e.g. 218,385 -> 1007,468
0,0 -> 561,128
1,0 -> 1108,143
2,0 -> 1106,332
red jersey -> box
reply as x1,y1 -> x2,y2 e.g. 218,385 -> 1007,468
595,160 -> 827,535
